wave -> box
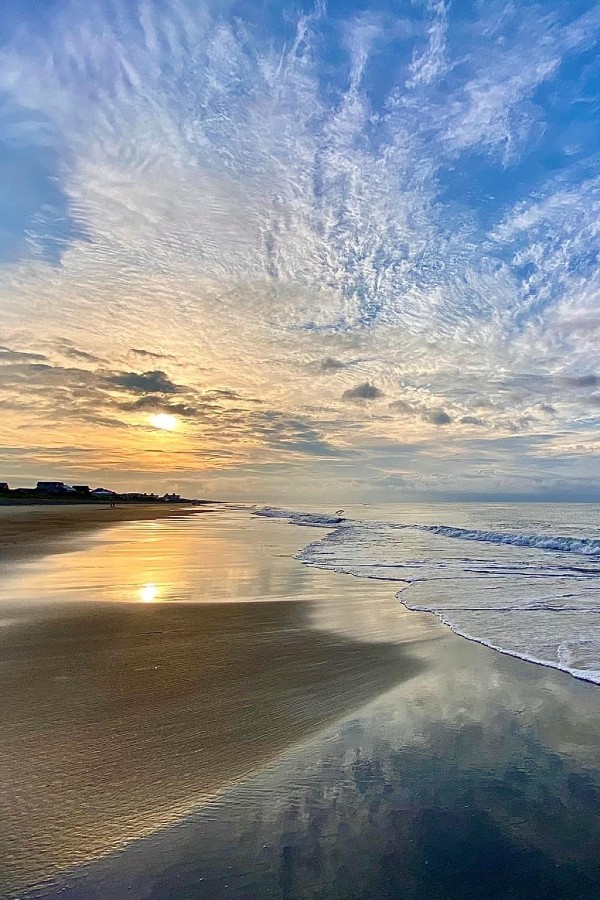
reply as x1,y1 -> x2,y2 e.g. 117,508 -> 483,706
416,524 -> 600,557
253,507 -> 347,528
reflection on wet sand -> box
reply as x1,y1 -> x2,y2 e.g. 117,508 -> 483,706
0,511 -> 428,898
0,602 -> 425,897
37,625 -> 600,900
0,504 -> 204,563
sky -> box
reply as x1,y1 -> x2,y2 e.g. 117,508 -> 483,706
1,0 -> 600,503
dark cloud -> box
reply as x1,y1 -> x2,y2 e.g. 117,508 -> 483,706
539,404 -> 556,414
109,370 -> 179,394
389,399 -> 416,415
321,357 -> 348,372
0,362 -> 81,387
560,374 -> 598,388
121,396 -> 199,417
0,356 -> 344,461
248,411 -> 340,457
130,348 -> 171,360
0,361 -> 184,428
390,400 -> 454,425
58,346 -> 102,364
204,389 -> 241,400
0,347 -> 47,364
588,394 -> 600,407
422,408 -> 452,425
460,415 -> 484,426
342,383 -> 383,403
502,415 -> 538,432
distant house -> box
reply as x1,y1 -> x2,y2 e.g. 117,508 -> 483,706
36,482 -> 76,494
90,487 -> 116,497
0,482 -> 9,493
73,485 -> 90,494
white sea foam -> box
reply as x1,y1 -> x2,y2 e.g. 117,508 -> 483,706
257,506 -> 600,685
254,507 -> 347,527
415,525 -> 600,557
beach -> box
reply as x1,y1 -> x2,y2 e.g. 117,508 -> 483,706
0,505 -> 429,897
0,503 -> 206,562
2,504 -> 600,899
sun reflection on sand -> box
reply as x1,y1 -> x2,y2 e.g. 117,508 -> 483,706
140,583 -> 159,603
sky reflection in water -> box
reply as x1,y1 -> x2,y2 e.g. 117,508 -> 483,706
37,617 -> 600,900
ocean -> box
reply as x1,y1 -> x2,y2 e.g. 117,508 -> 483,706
259,502 -> 600,684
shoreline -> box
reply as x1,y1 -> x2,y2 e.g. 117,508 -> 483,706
401,594 -> 600,687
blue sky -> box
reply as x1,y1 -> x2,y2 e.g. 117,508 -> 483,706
1,0 -> 600,502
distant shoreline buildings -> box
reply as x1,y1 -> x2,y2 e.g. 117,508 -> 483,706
0,481 -> 199,504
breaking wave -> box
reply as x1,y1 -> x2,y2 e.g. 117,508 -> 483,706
416,524 -> 600,557
255,506 -> 600,685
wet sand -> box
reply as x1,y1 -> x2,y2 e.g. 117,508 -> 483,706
0,603 -> 424,897
44,637 -> 600,900
0,503 -> 205,562
0,511 -> 428,898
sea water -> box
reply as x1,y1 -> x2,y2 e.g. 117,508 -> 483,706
256,503 -> 600,684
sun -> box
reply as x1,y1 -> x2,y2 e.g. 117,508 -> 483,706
149,413 -> 179,431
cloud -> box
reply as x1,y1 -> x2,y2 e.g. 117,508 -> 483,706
130,348 -> 173,360
389,399 -> 416,415
560,375 -> 598,388
460,415 -> 484,426
0,1 -> 599,498
342,383 -> 384,403
248,412 -> 341,457
52,341 -> 102,364
390,399 -> 454,426
321,357 -> 349,372
108,370 -> 179,394
422,408 -> 452,425
0,346 -> 47,364
439,4 -> 600,163
408,0 -> 448,88
120,396 -> 199,417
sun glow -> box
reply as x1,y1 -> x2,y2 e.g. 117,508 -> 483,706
149,413 -> 179,431
139,583 -> 159,603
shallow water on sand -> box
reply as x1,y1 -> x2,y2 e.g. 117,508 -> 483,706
261,502 -> 600,683
4,507 -> 600,899
37,642 -> 600,900
0,509 -> 428,897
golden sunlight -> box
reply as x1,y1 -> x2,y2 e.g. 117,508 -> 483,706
149,413 -> 179,431
139,583 -> 159,603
